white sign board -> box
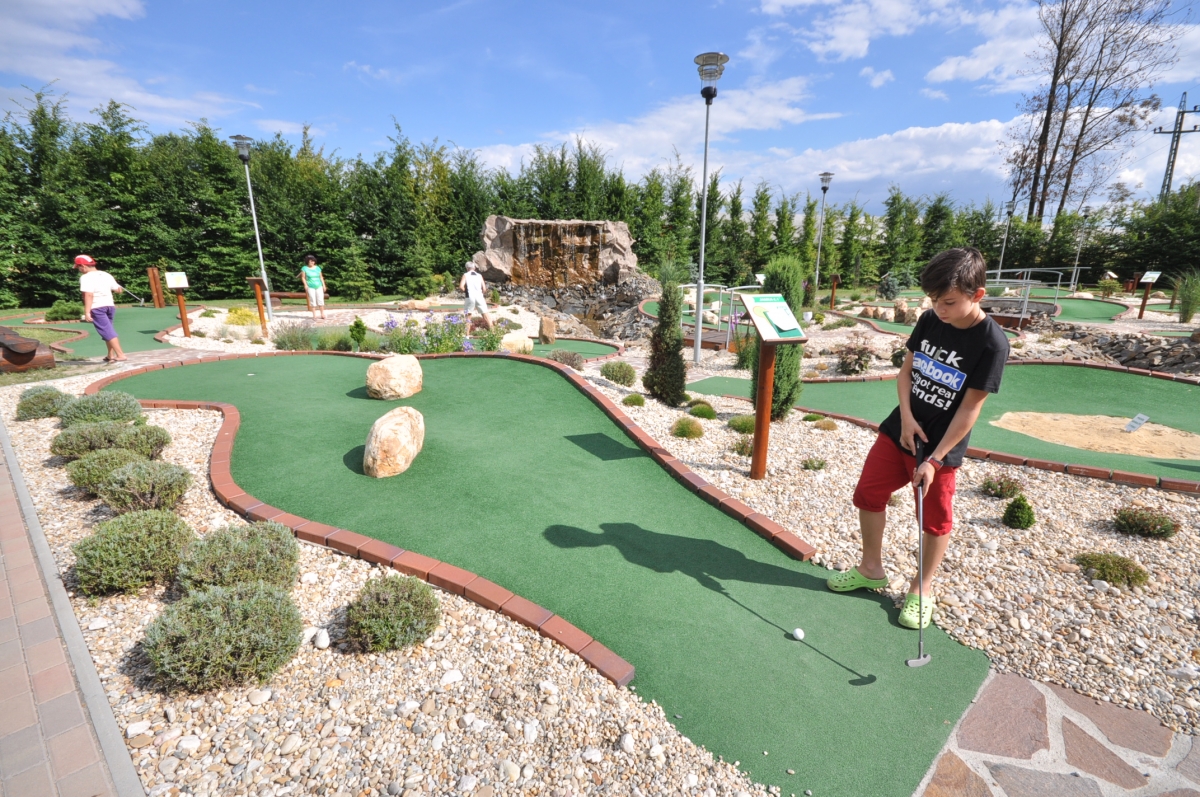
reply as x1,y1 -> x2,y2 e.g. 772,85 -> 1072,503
164,272 -> 189,290
1124,413 -> 1150,433
738,294 -> 807,345
1140,272 -> 1161,284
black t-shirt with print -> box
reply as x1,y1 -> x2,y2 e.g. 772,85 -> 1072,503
878,309 -> 1009,468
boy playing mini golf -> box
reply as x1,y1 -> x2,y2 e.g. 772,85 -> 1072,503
827,248 -> 1009,629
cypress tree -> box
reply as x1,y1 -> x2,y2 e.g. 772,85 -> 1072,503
749,255 -> 804,420
642,262 -> 687,406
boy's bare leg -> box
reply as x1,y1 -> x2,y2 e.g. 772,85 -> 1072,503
856,509 -> 888,580
910,532 -> 950,597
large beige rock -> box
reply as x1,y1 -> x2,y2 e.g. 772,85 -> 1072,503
395,299 -> 431,311
903,307 -> 921,324
366,355 -> 423,400
470,215 -> 638,287
859,306 -> 875,319
363,407 -> 425,478
893,298 -> 908,314
877,308 -> 894,322
538,317 -> 556,344
920,296 -> 933,310
500,332 -> 532,354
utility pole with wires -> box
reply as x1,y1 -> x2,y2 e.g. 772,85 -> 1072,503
1153,92 -> 1200,202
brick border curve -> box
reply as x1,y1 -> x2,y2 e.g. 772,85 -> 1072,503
81,350 -> 818,686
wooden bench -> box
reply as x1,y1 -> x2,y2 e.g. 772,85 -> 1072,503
0,326 -> 53,372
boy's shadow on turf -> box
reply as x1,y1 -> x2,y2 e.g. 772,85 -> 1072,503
544,522 -> 877,686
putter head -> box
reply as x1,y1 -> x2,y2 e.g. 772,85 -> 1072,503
905,654 -> 932,668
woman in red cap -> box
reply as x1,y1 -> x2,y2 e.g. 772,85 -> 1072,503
74,255 -> 127,362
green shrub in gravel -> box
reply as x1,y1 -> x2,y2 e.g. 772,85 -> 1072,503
981,476 -> 1023,499
548,349 -> 585,370
802,458 -> 826,471
344,575 -> 441,652
599,361 -> 636,386
732,435 -> 753,456
1073,552 -> 1148,588
16,386 -> 75,420
1002,495 -> 1036,529
802,413 -> 825,422
621,394 -> 645,407
98,460 -> 191,513
116,425 -> 171,459
177,522 -> 299,593
727,415 -> 756,434
1113,506 -> 1178,540
66,448 -> 146,494
689,403 -> 717,420
72,511 -> 195,596
58,391 -> 142,428
143,582 -> 302,692
891,348 -> 907,368
50,421 -> 128,459
44,300 -> 83,322
672,417 -> 704,439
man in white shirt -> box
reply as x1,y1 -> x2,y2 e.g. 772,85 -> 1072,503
458,263 -> 493,334
74,255 -> 127,362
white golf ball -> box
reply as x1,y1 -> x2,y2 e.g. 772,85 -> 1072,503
792,628 -> 805,641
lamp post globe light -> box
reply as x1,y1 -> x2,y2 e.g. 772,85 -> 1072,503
692,51 -> 728,365
230,135 -> 273,320
814,171 -> 833,304
1070,205 -> 1092,293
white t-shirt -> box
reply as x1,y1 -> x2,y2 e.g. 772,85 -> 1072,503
463,271 -> 485,302
79,270 -> 120,308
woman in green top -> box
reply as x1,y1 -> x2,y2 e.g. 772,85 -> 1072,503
296,255 -> 327,320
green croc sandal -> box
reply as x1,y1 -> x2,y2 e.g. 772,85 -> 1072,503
898,593 -> 934,629
826,567 -> 889,593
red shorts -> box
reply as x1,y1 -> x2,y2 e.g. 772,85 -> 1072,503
852,434 -> 957,536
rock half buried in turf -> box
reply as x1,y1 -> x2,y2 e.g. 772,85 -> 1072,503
363,407 -> 425,478
366,355 -> 423,400
500,331 -> 532,354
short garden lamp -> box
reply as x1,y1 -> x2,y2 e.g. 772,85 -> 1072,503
691,51 -> 729,365
230,135 -> 273,319
815,172 -> 834,298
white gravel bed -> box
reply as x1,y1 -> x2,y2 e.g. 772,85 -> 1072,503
587,372 -> 1200,736
0,374 -> 764,797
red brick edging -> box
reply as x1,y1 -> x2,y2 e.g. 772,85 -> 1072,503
80,351 -> 820,685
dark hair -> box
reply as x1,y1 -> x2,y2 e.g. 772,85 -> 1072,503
304,255 -> 316,264
920,248 -> 987,298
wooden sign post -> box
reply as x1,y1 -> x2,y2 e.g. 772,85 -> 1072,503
164,272 -> 190,337
1138,271 -> 1161,320
246,277 -> 270,339
738,294 -> 808,480
828,273 -> 841,310
146,267 -> 166,308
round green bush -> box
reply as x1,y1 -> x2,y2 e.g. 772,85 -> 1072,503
177,522 -> 299,592
50,421 -> 129,459
600,361 -> 636,387
97,460 -> 191,513
1002,495 -> 1036,529
548,349 -> 585,370
66,448 -> 146,494
621,394 -> 645,407
143,582 -> 302,692
116,425 -> 172,459
1113,506 -> 1177,540
344,575 -> 441,652
802,413 -> 825,422
727,414 -> 756,434
44,300 -> 84,322
72,511 -> 195,596
58,391 -> 143,428
689,403 -> 717,420
672,417 -> 704,439
16,386 -> 75,421
1073,552 -> 1148,588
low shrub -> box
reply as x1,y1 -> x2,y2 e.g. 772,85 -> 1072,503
835,333 -> 875,375
811,312 -> 826,324
686,398 -> 709,407
16,386 -> 75,420
824,317 -> 856,330
672,417 -> 704,439
72,511 -> 195,596
474,325 -> 505,352
1113,506 -> 1177,540
891,348 -> 907,368
271,321 -> 315,351
1097,279 -> 1121,299
117,425 -> 172,459
199,309 -> 216,318
98,460 -> 191,513
315,329 -> 352,351
548,349 -> 585,370
50,421 -> 128,459
985,286 -> 1005,298
802,413 -> 825,422
981,476 -> 1023,499
732,435 -> 753,456
344,575 -> 441,652
1002,495 -> 1036,529
226,306 -> 258,325
1011,340 -> 1025,349
621,394 -> 645,407
849,291 -> 862,301
67,448 -> 146,494
689,403 -> 717,420
143,582 -> 302,692
600,361 -> 636,387
177,522 -> 300,592
44,300 -> 84,322
1073,552 -> 1149,588
191,330 -> 207,338
349,317 -> 368,351
58,391 -> 143,428
802,458 -> 826,471
727,415 -> 756,434
814,419 -> 838,431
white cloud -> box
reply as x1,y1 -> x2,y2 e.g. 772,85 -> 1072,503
921,88 -> 949,100
254,119 -> 327,138
758,0 -> 967,61
925,3 -> 1041,92
1160,25 -> 1200,85
0,0 -> 242,125
860,67 -> 895,88
343,60 -> 435,85
244,84 -> 277,95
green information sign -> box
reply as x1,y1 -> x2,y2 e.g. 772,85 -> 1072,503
738,293 -> 806,344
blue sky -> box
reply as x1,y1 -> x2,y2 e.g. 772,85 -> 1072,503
4,0 -> 1199,213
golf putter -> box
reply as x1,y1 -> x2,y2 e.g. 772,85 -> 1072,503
907,440 -> 932,668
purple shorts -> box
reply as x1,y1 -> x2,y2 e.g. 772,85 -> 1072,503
90,306 -> 117,341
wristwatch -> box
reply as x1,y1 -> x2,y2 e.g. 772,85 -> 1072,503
927,456 -> 944,471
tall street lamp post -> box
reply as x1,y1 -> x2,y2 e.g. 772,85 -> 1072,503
1070,206 -> 1092,293
692,51 -> 728,365
814,171 -> 833,305
996,200 -> 1016,281
230,135 -> 273,320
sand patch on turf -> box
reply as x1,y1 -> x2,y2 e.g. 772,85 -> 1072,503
991,412 -> 1200,459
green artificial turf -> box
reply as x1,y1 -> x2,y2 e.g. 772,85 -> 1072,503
689,366 -> 1200,480
529,339 -> 619,359
111,355 -> 989,797
1054,298 -> 1127,324
23,306 -> 186,358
